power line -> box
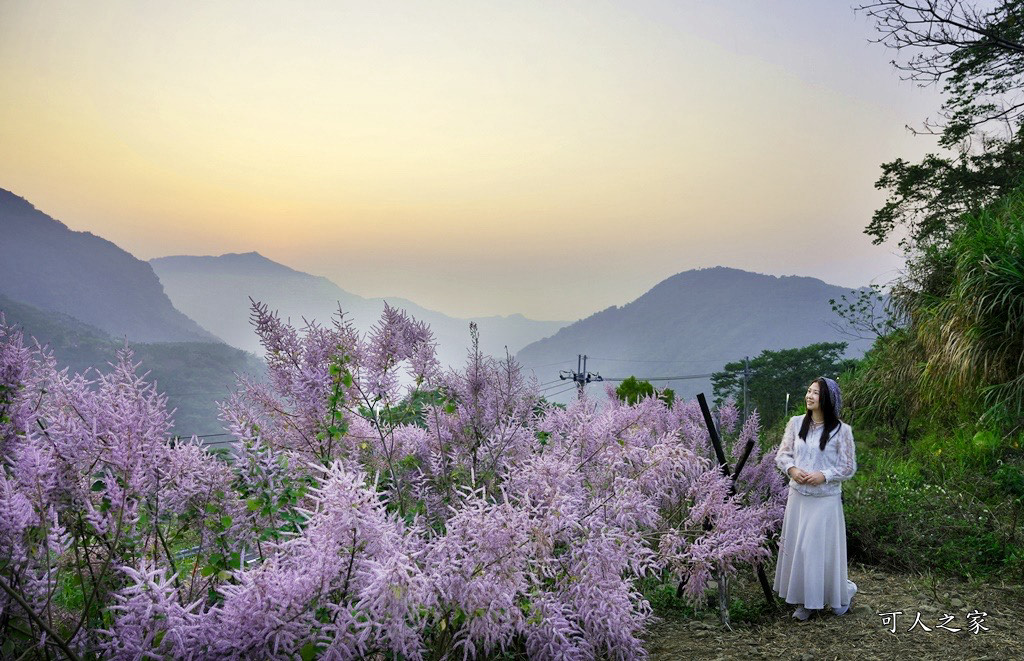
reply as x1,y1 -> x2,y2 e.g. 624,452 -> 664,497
522,360 -> 570,369
585,356 -> 736,365
200,439 -> 236,447
541,385 -> 577,399
600,373 -> 714,382
162,392 -> 236,397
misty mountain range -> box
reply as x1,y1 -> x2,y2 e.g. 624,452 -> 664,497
2,184 -> 872,423
516,267 -> 874,403
0,188 -> 219,344
149,252 -> 567,369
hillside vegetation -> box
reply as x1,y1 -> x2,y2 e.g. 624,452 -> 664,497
838,188 -> 1024,580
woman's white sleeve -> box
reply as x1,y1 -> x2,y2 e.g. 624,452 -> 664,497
823,425 -> 857,483
775,417 -> 797,475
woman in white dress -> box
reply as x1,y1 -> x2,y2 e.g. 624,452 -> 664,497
773,377 -> 858,620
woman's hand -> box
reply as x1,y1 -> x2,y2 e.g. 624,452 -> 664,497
787,467 -> 808,483
787,468 -> 826,485
803,471 -> 826,486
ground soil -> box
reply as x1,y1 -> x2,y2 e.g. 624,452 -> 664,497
644,563 -> 1023,660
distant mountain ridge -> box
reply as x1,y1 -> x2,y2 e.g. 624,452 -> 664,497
2,185 -> 872,412
516,266 -> 873,403
150,252 -> 569,368
0,188 -> 220,344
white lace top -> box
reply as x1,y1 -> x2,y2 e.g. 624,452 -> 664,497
775,414 -> 857,497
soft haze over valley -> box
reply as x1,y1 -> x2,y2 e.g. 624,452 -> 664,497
2,186 -> 872,430
149,251 -> 567,370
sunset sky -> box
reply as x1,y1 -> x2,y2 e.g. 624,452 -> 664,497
0,0 -> 942,320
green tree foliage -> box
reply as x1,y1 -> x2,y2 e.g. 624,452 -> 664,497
845,2 -> 1024,436
614,376 -> 674,407
857,1 -> 1024,252
376,388 -> 446,428
712,343 -> 856,428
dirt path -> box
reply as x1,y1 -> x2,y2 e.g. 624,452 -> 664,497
644,563 -> 1023,660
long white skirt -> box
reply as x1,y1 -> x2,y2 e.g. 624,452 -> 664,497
773,486 -> 852,610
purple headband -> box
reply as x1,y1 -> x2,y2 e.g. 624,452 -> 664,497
819,376 -> 842,418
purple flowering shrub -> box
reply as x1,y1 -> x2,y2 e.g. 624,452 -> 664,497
0,306 -> 786,660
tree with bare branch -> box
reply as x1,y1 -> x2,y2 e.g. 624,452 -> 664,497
856,1 -> 1024,250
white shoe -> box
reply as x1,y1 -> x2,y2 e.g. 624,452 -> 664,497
792,606 -> 813,621
833,580 -> 858,616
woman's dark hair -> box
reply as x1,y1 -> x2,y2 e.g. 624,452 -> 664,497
798,377 -> 841,450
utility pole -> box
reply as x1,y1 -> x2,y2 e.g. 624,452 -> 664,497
560,354 -> 603,400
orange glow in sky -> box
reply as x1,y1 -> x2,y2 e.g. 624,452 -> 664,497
0,1 -> 939,319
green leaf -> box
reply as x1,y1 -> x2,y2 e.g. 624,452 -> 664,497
200,565 -> 216,577
300,642 -> 319,661
246,498 -> 262,511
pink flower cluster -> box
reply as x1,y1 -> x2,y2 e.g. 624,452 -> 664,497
0,305 -> 786,660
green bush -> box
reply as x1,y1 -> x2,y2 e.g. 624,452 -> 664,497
844,430 -> 1024,579
836,187 -> 1024,579
614,376 -> 674,407
637,573 -> 772,624
840,329 -> 924,442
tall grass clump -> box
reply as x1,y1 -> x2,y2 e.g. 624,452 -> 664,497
914,190 -> 1024,430
846,186 -> 1024,435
